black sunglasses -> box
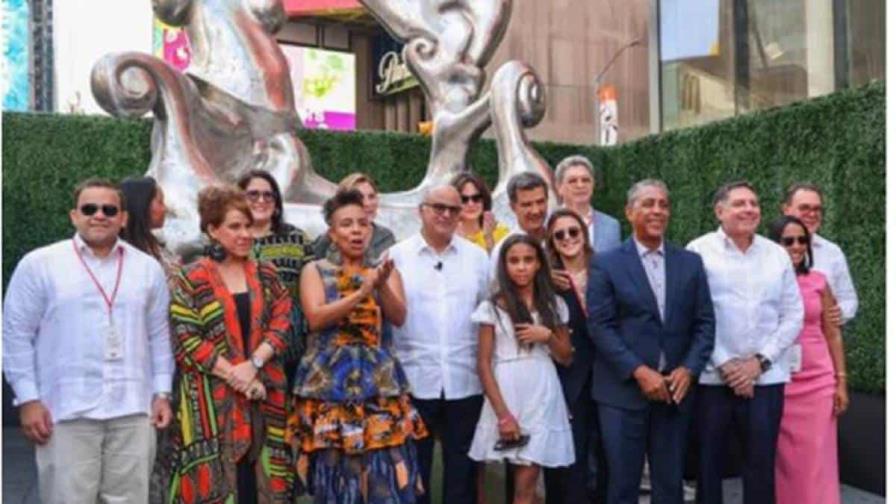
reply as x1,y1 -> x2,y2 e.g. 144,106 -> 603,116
461,193 -> 483,204
246,189 -> 275,202
79,203 -> 120,217
552,227 -> 582,241
781,236 -> 808,246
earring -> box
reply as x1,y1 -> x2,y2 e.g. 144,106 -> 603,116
207,240 -> 227,262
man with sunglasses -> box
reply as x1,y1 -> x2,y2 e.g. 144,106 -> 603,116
686,181 -> 803,504
3,178 -> 173,504
781,182 -> 858,325
389,185 -> 491,504
587,179 -> 715,504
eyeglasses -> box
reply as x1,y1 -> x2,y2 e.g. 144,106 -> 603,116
461,193 -> 483,205
552,227 -> 582,241
79,203 -> 120,217
781,236 -> 808,246
246,190 -> 275,203
796,204 -> 823,214
423,202 -> 462,217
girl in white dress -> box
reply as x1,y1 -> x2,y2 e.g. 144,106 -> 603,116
468,234 -> 576,503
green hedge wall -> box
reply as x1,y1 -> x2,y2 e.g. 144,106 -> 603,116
2,82 -> 884,393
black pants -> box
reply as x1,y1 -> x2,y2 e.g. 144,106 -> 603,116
696,384 -> 784,504
413,394 -> 483,504
544,393 -> 606,504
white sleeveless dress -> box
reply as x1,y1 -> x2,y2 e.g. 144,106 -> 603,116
467,297 -> 575,467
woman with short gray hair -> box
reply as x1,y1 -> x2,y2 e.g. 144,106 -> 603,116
554,156 -> 621,253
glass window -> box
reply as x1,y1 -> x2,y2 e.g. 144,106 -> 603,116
659,0 -> 737,130
847,0 -> 885,87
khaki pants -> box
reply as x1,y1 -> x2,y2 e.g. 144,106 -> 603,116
35,414 -> 155,504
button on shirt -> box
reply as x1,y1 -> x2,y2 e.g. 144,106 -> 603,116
390,233 -> 491,400
3,235 -> 173,422
635,239 -> 667,370
686,228 -> 803,385
812,234 -> 858,321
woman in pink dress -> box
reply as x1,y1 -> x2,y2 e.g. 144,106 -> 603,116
769,215 -> 849,504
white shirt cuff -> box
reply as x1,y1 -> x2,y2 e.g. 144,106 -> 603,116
11,381 -> 40,406
153,374 -> 173,395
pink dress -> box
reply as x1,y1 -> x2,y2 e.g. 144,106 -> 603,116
775,270 -> 840,504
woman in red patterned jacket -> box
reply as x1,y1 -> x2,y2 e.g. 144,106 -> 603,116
169,185 -> 294,503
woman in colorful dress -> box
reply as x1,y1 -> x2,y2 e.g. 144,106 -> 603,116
290,189 -> 427,503
169,185 -> 294,503
451,173 -> 510,253
238,169 -> 311,381
311,172 -> 396,263
770,215 -> 849,504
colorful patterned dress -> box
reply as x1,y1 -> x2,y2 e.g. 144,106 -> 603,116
289,259 -> 428,504
168,258 -> 294,503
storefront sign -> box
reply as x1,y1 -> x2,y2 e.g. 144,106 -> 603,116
375,50 -> 417,95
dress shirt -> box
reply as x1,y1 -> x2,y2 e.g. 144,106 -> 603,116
3,234 -> 173,422
686,228 -> 803,385
634,239 -> 667,370
812,234 -> 858,321
390,232 -> 491,399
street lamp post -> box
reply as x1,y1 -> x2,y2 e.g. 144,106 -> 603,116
594,38 -> 641,145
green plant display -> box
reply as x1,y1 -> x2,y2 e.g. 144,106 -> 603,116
1,82 -> 883,393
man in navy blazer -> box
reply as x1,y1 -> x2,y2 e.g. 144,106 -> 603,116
587,179 -> 715,504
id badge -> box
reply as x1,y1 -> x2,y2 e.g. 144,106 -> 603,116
104,321 -> 123,361
787,344 -> 802,373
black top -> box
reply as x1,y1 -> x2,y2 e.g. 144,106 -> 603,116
234,292 -> 251,357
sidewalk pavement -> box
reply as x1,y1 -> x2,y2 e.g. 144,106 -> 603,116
2,427 -> 884,504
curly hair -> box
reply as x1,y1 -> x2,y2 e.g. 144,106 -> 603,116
198,185 -> 253,233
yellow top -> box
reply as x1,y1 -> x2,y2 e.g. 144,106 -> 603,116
460,222 -> 511,252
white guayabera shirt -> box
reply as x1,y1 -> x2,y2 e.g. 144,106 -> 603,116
812,234 -> 859,322
3,234 -> 173,422
687,228 -> 804,386
389,232 -> 491,400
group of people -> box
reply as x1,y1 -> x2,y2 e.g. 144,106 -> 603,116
2,154 -> 857,504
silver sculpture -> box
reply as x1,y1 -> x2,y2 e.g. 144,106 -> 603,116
91,0 -> 555,250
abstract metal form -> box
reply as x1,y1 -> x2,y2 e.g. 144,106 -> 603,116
91,0 -> 555,250
91,0 -> 332,253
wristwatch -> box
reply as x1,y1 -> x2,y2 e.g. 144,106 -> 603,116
755,353 -> 772,373
250,355 -> 265,370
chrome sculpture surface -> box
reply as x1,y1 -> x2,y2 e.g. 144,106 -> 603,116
91,0 -> 555,251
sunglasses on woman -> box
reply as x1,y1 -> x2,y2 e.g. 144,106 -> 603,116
552,227 -> 581,242
781,236 -> 808,246
246,189 -> 275,203
461,193 -> 483,204
79,203 -> 120,217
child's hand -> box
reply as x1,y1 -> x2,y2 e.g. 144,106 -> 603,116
498,413 -> 521,440
514,323 -> 553,345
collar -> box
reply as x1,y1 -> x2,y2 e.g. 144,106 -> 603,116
73,232 -> 125,259
414,231 -> 458,256
716,226 -> 755,252
634,237 -> 664,257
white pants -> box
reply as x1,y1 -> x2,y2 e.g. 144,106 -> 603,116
35,414 -> 155,504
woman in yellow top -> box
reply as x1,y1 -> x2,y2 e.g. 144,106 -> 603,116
451,173 -> 510,253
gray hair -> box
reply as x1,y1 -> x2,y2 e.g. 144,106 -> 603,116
555,155 -> 602,189
626,179 -> 669,207
420,184 -> 459,204
507,172 -> 548,204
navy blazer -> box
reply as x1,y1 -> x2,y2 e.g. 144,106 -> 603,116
586,238 -> 715,410
554,288 -> 595,408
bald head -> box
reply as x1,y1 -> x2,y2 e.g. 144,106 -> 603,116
419,184 -> 462,249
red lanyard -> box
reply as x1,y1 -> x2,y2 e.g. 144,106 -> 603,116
72,240 -> 124,317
